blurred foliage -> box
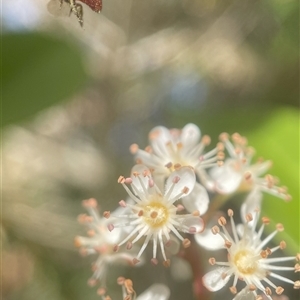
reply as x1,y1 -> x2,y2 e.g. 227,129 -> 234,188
2,32 -> 87,126
247,107 -> 299,253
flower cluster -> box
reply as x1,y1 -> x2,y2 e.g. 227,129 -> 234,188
75,124 -> 298,299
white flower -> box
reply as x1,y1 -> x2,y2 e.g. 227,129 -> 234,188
202,209 -> 300,300
75,198 -> 137,287
107,164 -> 204,265
98,277 -> 170,300
211,133 -> 291,202
130,124 -> 224,215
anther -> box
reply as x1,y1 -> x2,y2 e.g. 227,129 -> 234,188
276,223 -> 284,231
265,287 -> 272,295
87,230 -> 95,237
228,209 -> 234,217
119,200 -> 127,207
151,258 -> 158,265
117,277 -> 125,285
276,286 -> 284,295
165,162 -> 173,169
136,158 -> 143,164
145,146 -> 152,153
221,272 -> 227,280
103,211 -> 111,218
294,281 -> 300,289
113,245 -> 119,252
229,286 -> 237,294
245,213 -> 253,222
163,259 -> 171,268
296,253 -> 300,261
217,152 -> 225,160
182,187 -> 189,194
118,176 -> 126,183
125,177 -> 133,184
132,172 -> 140,177
132,258 -> 140,265
211,226 -> 220,235
264,174 -> 274,188
129,144 -> 139,154
218,216 -> 227,226
279,241 -> 286,249
143,169 -> 150,177
126,242 -> 133,250
138,210 -> 144,217
172,176 -> 180,183
217,142 -> 224,151
208,257 -> 216,265
260,250 -> 269,258
97,287 -> 106,296
174,163 -> 182,170
177,142 -> 183,149
244,171 -> 252,180
150,211 -> 158,219
192,210 -> 200,216
294,263 -> 300,272
74,237 -> 82,248
149,178 -> 154,187
176,204 -> 185,211
219,132 -> 229,141
225,240 -> 232,248
262,217 -> 270,225
82,198 -> 98,208
249,284 -> 256,291
202,135 -> 211,145
87,278 -> 97,287
256,296 -> 263,300
107,224 -> 114,231
182,238 -> 191,248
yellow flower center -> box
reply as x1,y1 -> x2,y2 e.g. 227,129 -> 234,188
233,250 -> 258,275
142,200 -> 169,228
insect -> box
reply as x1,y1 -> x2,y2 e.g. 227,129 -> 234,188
59,0 -> 102,27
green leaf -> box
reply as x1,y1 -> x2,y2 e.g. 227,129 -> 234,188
246,107 -> 299,253
2,33 -> 87,126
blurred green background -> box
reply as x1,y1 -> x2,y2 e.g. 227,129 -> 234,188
2,0 -> 299,299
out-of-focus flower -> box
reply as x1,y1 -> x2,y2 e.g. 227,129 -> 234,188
211,132 -> 291,200
130,124 -> 224,215
106,164 -> 204,266
75,198 -> 137,287
202,209 -> 299,300
98,277 -> 170,300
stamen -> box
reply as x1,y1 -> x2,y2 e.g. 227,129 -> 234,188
182,238 -> 191,248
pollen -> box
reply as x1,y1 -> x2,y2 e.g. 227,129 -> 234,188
233,250 -> 258,275
142,200 -> 169,228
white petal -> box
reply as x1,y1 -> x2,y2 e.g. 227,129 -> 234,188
194,228 -> 224,250
181,182 -> 209,215
181,216 -> 204,233
137,284 -> 170,300
164,167 -> 196,202
149,126 -> 173,158
210,159 -> 242,194
202,268 -> 230,291
240,188 -> 262,226
233,288 -> 256,300
248,160 -> 272,177
130,164 -> 152,195
170,256 -> 193,281
180,123 -> 201,150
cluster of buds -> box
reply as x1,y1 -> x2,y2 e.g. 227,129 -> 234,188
75,124 -> 298,299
